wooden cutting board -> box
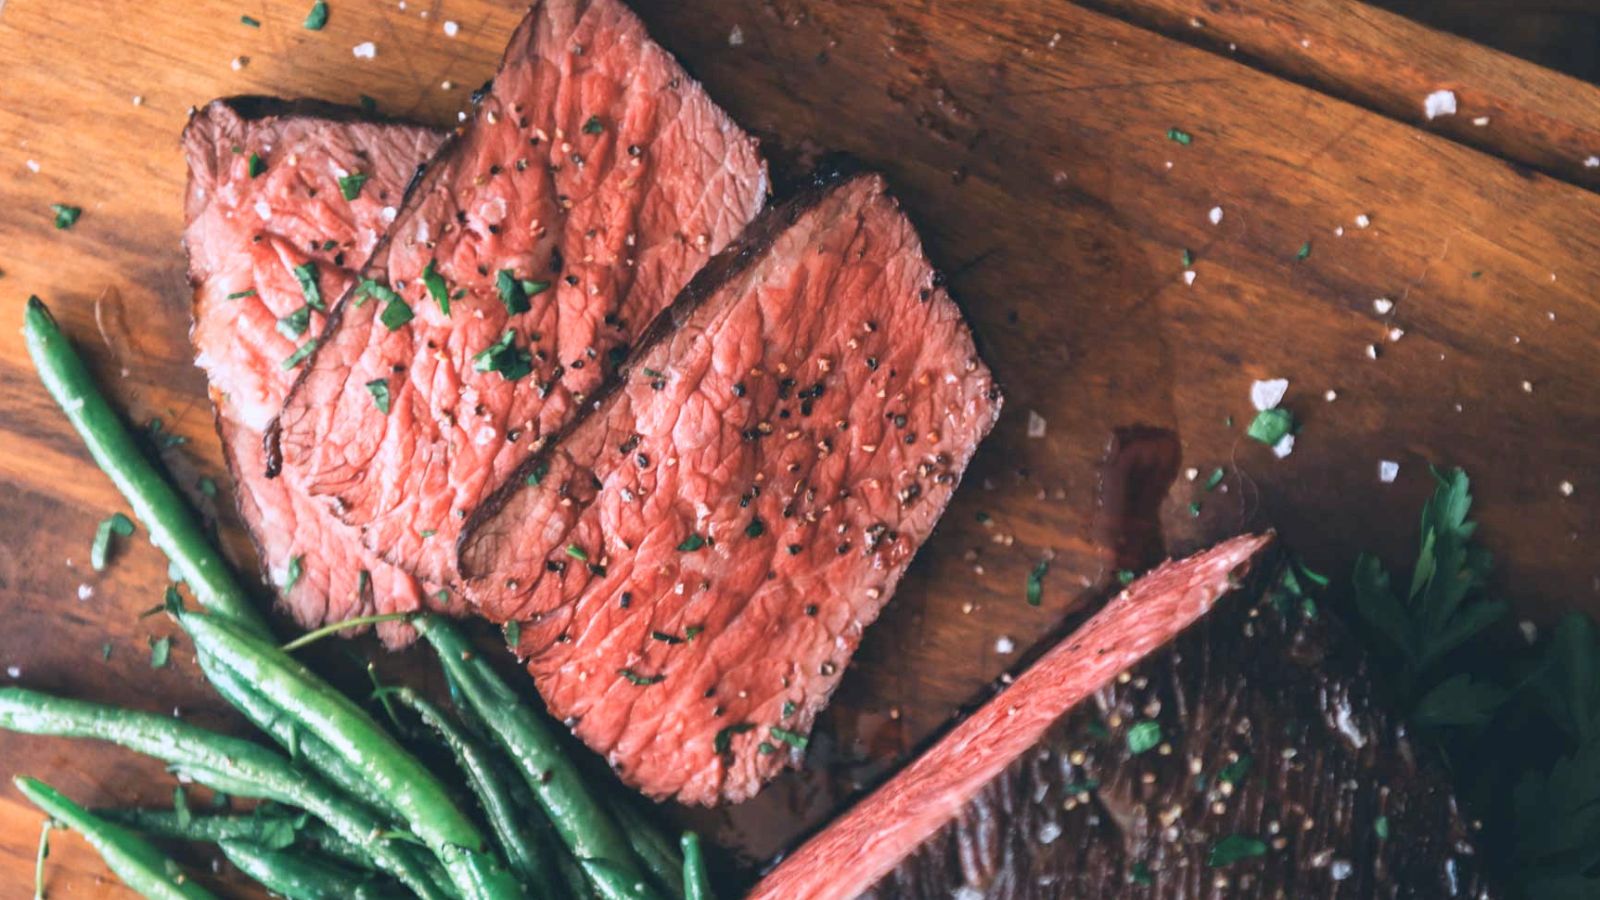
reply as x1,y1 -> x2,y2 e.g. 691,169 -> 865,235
4,0 -> 1600,894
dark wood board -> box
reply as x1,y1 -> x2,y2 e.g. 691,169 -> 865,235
1,0 -> 1598,894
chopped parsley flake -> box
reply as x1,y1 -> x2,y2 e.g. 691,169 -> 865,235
1374,815 -> 1390,839
770,726 -> 808,750
354,278 -> 399,308
281,339 -> 316,370
379,297 -> 414,330
247,153 -> 266,178
293,262 -> 324,310
713,722 -> 755,754
1204,467 -> 1225,491
1246,408 -> 1294,447
198,477 -> 218,498
277,305 -> 311,339
495,269 -> 548,315
1126,720 -> 1161,755
1116,569 -> 1136,586
1217,754 -> 1251,784
745,519 -> 765,538
526,462 -> 548,487
565,544 -> 589,562
782,701 -> 797,717
1207,835 -> 1267,868
337,172 -> 369,201
757,741 -> 777,755
365,378 -> 391,414
582,115 -> 604,134
1167,127 -> 1193,145
1296,241 -> 1312,260
422,260 -> 449,316
226,289 -> 258,300
1181,248 -> 1193,267
149,636 -> 171,669
678,534 -> 706,552
91,512 -> 136,571
684,626 -> 703,641
303,0 -> 328,30
650,630 -> 686,645
472,329 -> 533,381
504,620 -> 521,648
241,15 -> 261,27
619,668 -> 665,686
51,204 -> 82,229
1129,861 -> 1153,886
359,94 -> 378,114
281,555 -> 304,590
1026,559 -> 1048,606
1189,500 -> 1202,517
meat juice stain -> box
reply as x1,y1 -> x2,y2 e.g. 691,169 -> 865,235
1094,425 -> 1182,575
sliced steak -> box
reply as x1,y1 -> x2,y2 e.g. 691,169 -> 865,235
752,534 -> 1493,899
270,0 -> 768,588
457,168 -> 1003,805
183,97 -> 449,645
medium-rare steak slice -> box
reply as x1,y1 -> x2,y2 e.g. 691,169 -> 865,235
752,533 -> 1493,899
183,97 -> 449,645
270,0 -> 768,588
457,167 -> 1003,805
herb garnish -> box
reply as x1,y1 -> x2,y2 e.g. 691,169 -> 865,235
1207,835 -> 1266,867
379,297 -> 414,330
148,636 -> 172,669
282,339 -> 317,369
565,545 -> 588,562
1126,720 -> 1161,755
678,534 -> 706,552
713,723 -> 755,754
144,418 -> 187,450
292,262 -> 323,309
503,621 -> 521,648
241,15 -> 261,27
472,330 -> 533,381
1373,815 -> 1390,839
770,727 -> 808,750
1296,241 -> 1312,260
422,260 -> 449,315
1116,569 -> 1136,586
303,1 -> 328,30
281,555 -> 304,591
91,512 -> 135,571
359,95 -> 378,114
365,378 -> 391,414
619,668 -> 665,686
198,477 -> 217,498
226,289 -> 258,300
1129,861 -> 1153,886
247,153 -> 266,178
1204,467 -> 1225,491
526,462 -> 548,487
51,204 -> 82,229
1246,408 -> 1294,446
1217,754 -> 1251,784
1167,127 -> 1193,145
1026,559 -> 1048,606
337,172 -> 369,200
582,115 -> 604,134
1181,248 -> 1193,267
495,269 -> 548,315
353,278 -> 399,307
745,519 -> 765,538
277,305 -> 311,339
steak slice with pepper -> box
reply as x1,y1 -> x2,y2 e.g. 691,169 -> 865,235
458,167 -> 1003,805
269,0 -> 768,589
183,97 -> 450,645
753,534 -> 1493,898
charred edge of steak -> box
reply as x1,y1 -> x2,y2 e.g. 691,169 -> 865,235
454,158 -> 866,575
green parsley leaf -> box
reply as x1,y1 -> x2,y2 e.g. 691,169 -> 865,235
1296,241 -> 1312,260
782,701 -> 797,717
282,339 -> 317,369
1245,407 -> 1294,446
198,477 -> 218,498
420,530 -> 436,538
526,462 -> 548,487
1181,248 -> 1193,267
51,204 -> 82,229
281,555 -> 304,591
91,512 -> 136,571
422,259 -> 449,316
565,544 -> 589,561
354,278 -> 399,307
293,262 -> 323,310
337,172 -> 369,201
684,626 -> 703,641
1026,559 -> 1048,606
365,378 -> 391,414
241,15 -> 261,27
143,418 -> 187,450
149,635 -> 172,669
745,519 -> 765,539
1374,816 -> 1390,839
1167,127 -> 1193,145
1189,500 -> 1202,517
713,722 -> 755,754
1126,720 -> 1161,755
582,115 -> 604,134
1207,835 -> 1267,867
101,643 -> 112,661
277,305 -> 311,339
757,741 -> 777,755
770,726 -> 808,750
1204,467 -> 1225,491
226,288 -> 258,300
650,630 -> 687,645
303,0 -> 328,30
678,533 -> 706,552
1218,754 -> 1252,784
379,297 -> 414,330
495,270 -> 549,315
248,153 -> 266,178
359,94 -> 378,114
472,330 -> 533,381
1116,569 -> 1136,586
504,620 -> 521,648
1130,861 -> 1153,886
619,668 -> 665,686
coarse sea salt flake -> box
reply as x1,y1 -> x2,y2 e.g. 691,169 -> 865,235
443,20 -> 460,36
1250,378 -> 1288,411
353,42 -> 377,59
1208,206 -> 1224,225
1424,89 -> 1457,120
1379,460 -> 1400,483
1272,434 -> 1295,459
995,636 -> 1016,655
1373,298 -> 1393,315
1183,270 -> 1196,285
1026,410 -> 1047,439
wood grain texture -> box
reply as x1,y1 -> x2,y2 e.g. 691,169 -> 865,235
2,0 -> 1599,895
1089,0 -> 1600,187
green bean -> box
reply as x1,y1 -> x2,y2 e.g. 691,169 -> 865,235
197,650 -> 393,822
21,296 -> 268,636
387,687 -> 551,893
581,859 -> 655,900
218,839 -> 405,900
0,688 -> 450,900
680,833 -> 712,900
98,808 -> 359,869
605,794 -> 684,898
13,777 -> 216,900
415,616 -> 652,899
177,611 -> 518,899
